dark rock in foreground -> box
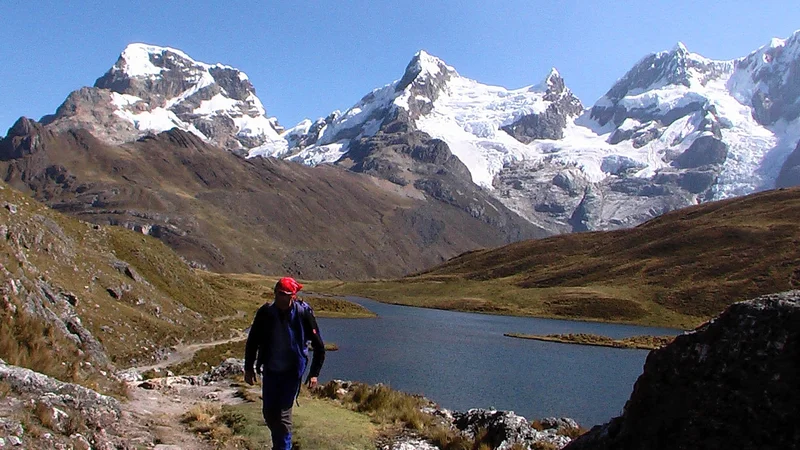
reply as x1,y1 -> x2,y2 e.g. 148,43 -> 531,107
565,291 -> 800,450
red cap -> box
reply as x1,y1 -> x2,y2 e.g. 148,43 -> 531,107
275,277 -> 303,295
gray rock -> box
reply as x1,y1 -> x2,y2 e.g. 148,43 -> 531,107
202,358 -> 244,383
565,291 -> 800,450
501,71 -> 583,143
116,368 -> 143,383
453,408 -> 574,449
601,155 -> 647,176
673,135 -> 728,169
0,361 -> 121,430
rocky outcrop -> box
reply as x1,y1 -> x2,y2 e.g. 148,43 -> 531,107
672,135 -> 728,169
565,291 -> 800,450
0,117 -> 53,160
0,360 -> 124,449
453,409 -> 577,449
40,87 -> 142,146
501,70 -> 584,142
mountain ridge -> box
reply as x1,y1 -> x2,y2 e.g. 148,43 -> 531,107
0,119 -> 544,278
4,32 -> 800,271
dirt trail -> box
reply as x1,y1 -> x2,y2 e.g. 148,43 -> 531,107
121,375 -> 247,449
134,332 -> 247,373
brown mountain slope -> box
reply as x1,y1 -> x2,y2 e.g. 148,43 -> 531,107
322,187 -> 800,328
0,118 -> 544,279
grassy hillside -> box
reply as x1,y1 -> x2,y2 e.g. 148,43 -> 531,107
0,125 -> 543,280
315,187 -> 800,329
0,180 -> 371,393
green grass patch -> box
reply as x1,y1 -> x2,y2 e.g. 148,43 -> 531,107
191,388 -> 376,449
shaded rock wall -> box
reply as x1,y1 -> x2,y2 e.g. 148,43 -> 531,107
565,291 -> 800,450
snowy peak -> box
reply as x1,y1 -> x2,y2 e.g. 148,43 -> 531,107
114,43 -> 207,78
605,42 -> 728,101
729,29 -> 800,125
44,43 -> 282,153
536,67 -> 572,98
396,50 -> 459,92
590,43 -> 733,127
393,50 -> 460,118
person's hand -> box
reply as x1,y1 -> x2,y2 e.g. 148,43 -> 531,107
244,369 -> 257,385
307,377 -> 318,389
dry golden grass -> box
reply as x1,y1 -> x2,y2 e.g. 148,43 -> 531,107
316,187 -> 800,329
181,402 -> 251,446
504,333 -> 675,350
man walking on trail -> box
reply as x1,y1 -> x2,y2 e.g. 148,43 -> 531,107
244,277 -> 326,450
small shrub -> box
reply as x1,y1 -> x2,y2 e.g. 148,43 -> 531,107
181,402 -> 253,447
317,380 -> 340,400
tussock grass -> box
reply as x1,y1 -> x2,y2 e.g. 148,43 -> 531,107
317,382 -> 432,431
181,402 -> 251,446
0,295 -> 126,396
314,381 -> 545,450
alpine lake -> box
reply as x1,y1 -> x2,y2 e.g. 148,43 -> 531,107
316,296 -> 680,427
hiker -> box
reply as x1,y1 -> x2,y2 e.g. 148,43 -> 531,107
244,276 -> 326,450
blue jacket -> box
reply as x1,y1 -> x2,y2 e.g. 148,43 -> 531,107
244,300 -> 325,382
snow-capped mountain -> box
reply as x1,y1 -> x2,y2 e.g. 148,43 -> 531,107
252,51 -> 583,187
42,43 -> 284,154
263,32 -> 800,233
28,31 -> 800,234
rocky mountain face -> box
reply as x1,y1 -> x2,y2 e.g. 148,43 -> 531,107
0,118 -> 543,279
9,32 -> 800,253
564,291 -> 800,450
42,43 -> 283,156
263,32 -> 800,234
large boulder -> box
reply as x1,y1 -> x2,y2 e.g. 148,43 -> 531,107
565,291 -> 800,450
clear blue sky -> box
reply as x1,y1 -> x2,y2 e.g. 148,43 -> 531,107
2,0 -> 799,135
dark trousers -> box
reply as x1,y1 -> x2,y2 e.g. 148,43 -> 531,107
262,370 -> 301,450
